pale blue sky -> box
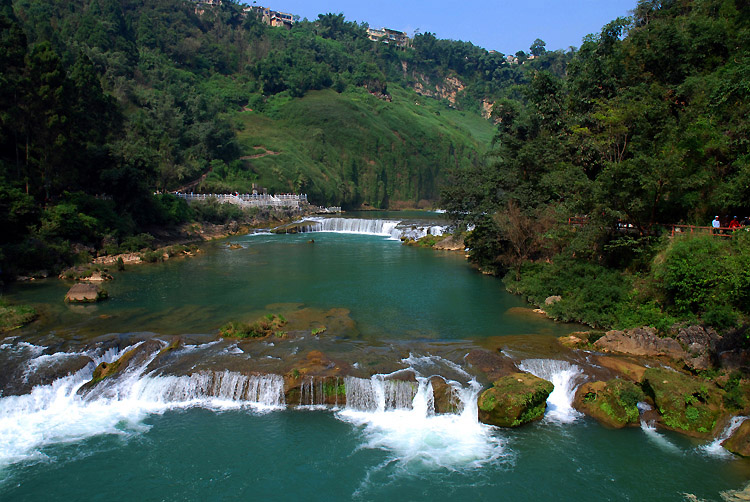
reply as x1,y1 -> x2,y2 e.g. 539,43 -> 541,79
248,0 -> 637,54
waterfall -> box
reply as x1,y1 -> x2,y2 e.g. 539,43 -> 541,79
343,376 -> 419,412
701,416 -> 749,458
134,372 -> 285,408
0,343 -> 285,468
336,368 -> 507,470
300,218 -> 401,237
640,420 -> 682,454
297,217 -> 448,241
518,359 -> 584,424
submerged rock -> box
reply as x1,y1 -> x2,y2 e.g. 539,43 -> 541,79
594,327 -> 686,360
722,420 -> 750,457
65,283 -> 108,303
465,349 -> 519,382
641,367 -> 724,437
574,379 -> 645,428
477,372 -> 553,427
79,339 -> 164,395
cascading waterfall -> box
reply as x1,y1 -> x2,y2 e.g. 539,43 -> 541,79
1,343 -> 504,471
701,416 -> 749,458
337,363 -> 507,470
343,375 -> 419,412
518,359 -> 584,424
296,217 -> 447,241
134,371 -> 285,408
640,420 -> 681,454
0,343 -> 286,468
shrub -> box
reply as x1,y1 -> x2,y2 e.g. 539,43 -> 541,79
655,234 -> 750,327
153,194 -> 194,225
120,233 -> 155,252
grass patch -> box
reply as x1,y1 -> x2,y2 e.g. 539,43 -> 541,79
229,86 -> 494,208
0,301 -> 37,332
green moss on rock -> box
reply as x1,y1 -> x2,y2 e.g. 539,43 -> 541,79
478,372 -> 553,427
575,379 -> 645,428
641,367 -> 724,437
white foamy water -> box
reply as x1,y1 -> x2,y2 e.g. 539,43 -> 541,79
337,371 -> 507,470
518,359 -> 584,424
1,343 -> 501,472
296,217 -> 447,241
640,420 -> 682,454
0,343 -> 284,468
701,416 -> 748,458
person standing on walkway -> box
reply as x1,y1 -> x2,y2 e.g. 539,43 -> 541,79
712,216 -> 721,234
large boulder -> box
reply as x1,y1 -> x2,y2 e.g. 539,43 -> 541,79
433,235 -> 465,251
676,325 -> 721,371
478,372 -> 553,427
431,377 -> 459,414
574,379 -> 645,428
722,420 -> 750,457
594,327 -> 686,360
641,367 -> 724,436
65,283 -> 108,303
590,355 -> 648,382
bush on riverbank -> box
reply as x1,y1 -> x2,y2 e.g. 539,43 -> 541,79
655,233 -> 750,330
504,232 -> 750,332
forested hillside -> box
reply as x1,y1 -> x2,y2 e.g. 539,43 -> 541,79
442,0 -> 750,331
0,0 -> 558,275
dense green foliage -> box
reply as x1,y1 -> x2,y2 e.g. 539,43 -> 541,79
444,0 -> 750,330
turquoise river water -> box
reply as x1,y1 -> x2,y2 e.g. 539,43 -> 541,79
1,213 -> 749,501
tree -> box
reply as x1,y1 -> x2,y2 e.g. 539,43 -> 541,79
530,38 -> 546,57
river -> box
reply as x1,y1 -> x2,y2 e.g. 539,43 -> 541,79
1,212 -> 748,501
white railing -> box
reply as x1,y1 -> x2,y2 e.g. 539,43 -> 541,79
172,192 -> 308,210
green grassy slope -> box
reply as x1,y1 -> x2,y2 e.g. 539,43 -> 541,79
211,85 -> 495,208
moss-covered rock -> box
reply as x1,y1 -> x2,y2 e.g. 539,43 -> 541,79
219,314 -> 287,339
641,367 -> 724,437
478,372 -> 553,427
574,379 -> 645,428
81,339 -> 163,392
722,420 -> 750,457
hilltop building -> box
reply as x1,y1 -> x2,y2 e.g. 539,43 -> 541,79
190,1 -> 294,28
245,5 -> 295,28
367,27 -> 410,48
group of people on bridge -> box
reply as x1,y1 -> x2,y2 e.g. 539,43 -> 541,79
711,215 -> 750,233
